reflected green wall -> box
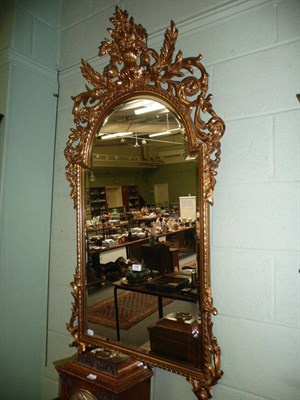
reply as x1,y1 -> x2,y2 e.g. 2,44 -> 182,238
91,162 -> 198,206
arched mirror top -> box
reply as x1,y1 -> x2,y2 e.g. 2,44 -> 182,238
65,7 -> 225,205
88,95 -> 195,169
64,7 -> 225,399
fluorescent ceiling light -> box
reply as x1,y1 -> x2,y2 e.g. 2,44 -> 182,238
185,154 -> 198,160
149,128 -> 182,138
101,132 -> 133,140
120,99 -> 154,111
134,103 -> 165,115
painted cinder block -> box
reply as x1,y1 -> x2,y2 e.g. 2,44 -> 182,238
58,71 -> 87,110
213,182 -> 299,251
13,6 -> 33,56
213,41 -> 300,120
274,252 -> 300,329
48,283 -> 76,333
32,18 -> 58,68
16,0 -> 59,27
125,0 -> 222,39
151,367 -> 196,400
277,0 -> 300,42
45,330 -> 77,377
60,6 -> 116,69
217,116 -> 273,185
212,316 -> 299,400
211,248 -> 273,323
177,1 -> 276,66
51,187 -> 76,240
60,0 -> 92,29
42,332 -> 76,400
213,384 -> 269,400
49,236 -> 77,286
274,109 -> 300,181
92,0 -> 122,15
13,3 -> 59,69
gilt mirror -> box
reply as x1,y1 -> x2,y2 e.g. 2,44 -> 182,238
65,7 -> 225,399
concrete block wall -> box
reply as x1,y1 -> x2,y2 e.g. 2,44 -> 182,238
45,1 -> 299,399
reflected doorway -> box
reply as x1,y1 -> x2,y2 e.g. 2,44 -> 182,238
154,183 -> 169,205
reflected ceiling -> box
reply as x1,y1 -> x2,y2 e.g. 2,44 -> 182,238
92,100 -> 191,169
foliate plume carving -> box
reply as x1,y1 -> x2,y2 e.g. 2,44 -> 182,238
66,268 -> 89,354
65,6 -> 225,203
202,287 -> 223,384
66,271 -> 81,349
188,377 -> 213,400
186,288 -> 222,400
65,162 -> 79,208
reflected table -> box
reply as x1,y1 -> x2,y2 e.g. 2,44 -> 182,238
113,273 -> 197,341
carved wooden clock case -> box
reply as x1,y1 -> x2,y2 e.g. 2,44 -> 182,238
57,351 -> 153,400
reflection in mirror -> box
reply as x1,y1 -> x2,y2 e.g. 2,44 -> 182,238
84,99 -> 200,365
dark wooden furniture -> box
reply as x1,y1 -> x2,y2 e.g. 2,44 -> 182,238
140,243 -> 173,274
169,248 -> 179,271
148,313 -> 201,368
113,273 -> 197,341
56,353 -> 152,400
122,185 -> 140,211
89,187 -> 107,217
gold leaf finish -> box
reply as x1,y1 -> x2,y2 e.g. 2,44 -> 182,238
65,7 -> 225,399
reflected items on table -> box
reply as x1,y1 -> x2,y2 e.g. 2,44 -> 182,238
145,275 -> 189,292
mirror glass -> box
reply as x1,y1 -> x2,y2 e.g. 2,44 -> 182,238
84,98 -> 200,365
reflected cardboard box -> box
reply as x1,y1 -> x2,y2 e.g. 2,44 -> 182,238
102,239 -> 118,248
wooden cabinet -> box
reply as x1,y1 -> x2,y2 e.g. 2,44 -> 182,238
56,353 -> 152,400
89,185 -> 141,216
122,185 -> 140,211
89,187 -> 107,217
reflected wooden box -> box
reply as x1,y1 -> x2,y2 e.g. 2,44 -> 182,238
148,313 -> 200,367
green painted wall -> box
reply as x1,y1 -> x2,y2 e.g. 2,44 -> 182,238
0,1 -> 59,399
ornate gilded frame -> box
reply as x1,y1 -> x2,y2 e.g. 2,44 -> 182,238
65,7 -> 225,399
